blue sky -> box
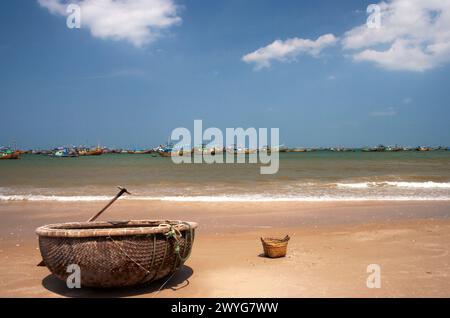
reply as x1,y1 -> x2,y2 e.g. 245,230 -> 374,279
0,0 -> 449,149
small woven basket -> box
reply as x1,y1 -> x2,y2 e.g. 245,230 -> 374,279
261,235 -> 290,258
36,220 -> 197,288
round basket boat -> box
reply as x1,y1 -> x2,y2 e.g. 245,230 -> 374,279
36,220 -> 197,288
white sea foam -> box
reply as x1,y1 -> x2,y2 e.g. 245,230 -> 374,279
336,183 -> 370,189
384,181 -> 450,189
336,181 -> 450,189
0,195 -> 112,202
1,181 -> 449,202
157,195 -> 450,202
1,194 -> 449,202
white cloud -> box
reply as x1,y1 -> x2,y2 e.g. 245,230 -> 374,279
38,0 -> 66,14
343,0 -> 450,72
38,0 -> 181,47
242,34 -> 337,70
327,75 -> 336,80
370,107 -> 397,117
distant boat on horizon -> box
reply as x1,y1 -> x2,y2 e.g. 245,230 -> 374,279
0,147 -> 20,160
78,147 -> 103,156
49,148 -> 78,158
416,146 -> 431,152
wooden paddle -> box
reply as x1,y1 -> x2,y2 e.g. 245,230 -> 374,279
87,186 -> 131,222
37,186 -> 131,266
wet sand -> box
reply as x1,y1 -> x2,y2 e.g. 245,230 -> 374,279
0,200 -> 449,297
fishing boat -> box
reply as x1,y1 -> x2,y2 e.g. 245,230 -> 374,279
416,146 -> 431,152
258,146 -> 271,154
369,145 -> 386,152
133,149 -> 153,155
331,147 -> 347,152
86,147 -> 103,156
385,145 -> 403,152
101,148 -> 111,154
202,146 -> 221,155
157,144 -> 184,157
50,148 -> 78,158
290,148 -> 307,152
193,144 -> 207,155
158,151 -> 170,157
159,149 -> 184,157
278,145 -> 288,153
78,146 -> 103,156
178,145 -> 194,156
77,148 -> 89,156
245,148 -> 257,154
231,147 -> 251,155
0,148 -> 20,160
226,144 -> 237,154
269,145 -> 284,153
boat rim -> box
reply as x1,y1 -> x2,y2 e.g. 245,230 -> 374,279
36,220 -> 198,238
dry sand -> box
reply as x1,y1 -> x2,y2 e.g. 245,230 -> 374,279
0,200 -> 449,297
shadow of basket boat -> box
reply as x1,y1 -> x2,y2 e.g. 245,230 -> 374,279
42,265 -> 193,297
37,220 -> 197,288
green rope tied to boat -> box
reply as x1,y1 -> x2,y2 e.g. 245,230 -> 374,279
164,221 -> 193,265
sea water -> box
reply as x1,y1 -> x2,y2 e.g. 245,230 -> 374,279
0,151 -> 449,202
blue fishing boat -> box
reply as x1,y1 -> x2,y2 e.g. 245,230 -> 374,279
156,143 -> 186,157
50,147 -> 78,158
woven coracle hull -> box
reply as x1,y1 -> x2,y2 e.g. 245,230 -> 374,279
36,220 -> 197,288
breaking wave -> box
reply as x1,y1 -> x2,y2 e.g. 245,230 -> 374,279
336,181 -> 450,189
1,194 -> 449,202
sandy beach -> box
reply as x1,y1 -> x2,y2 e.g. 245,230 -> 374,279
0,200 -> 449,298
3,0 -> 450,304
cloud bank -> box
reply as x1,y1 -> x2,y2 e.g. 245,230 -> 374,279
38,0 -> 181,47
343,0 -> 450,72
243,0 -> 450,72
242,34 -> 337,70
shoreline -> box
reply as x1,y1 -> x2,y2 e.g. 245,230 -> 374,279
1,196 -> 450,202
1,200 -> 449,297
